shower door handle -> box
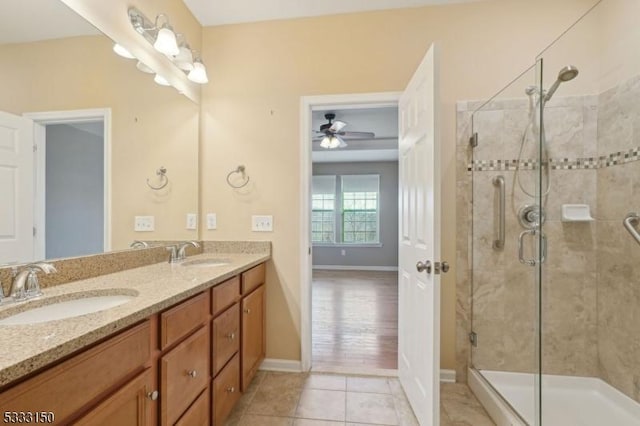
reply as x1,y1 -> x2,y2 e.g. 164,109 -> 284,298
518,230 -> 536,266
518,229 -> 547,266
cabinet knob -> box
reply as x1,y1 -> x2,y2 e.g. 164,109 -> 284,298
147,390 -> 159,401
226,386 -> 235,393
226,332 -> 236,340
244,308 -> 251,314
188,370 -> 197,378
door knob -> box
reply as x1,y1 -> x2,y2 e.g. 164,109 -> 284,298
441,261 -> 449,273
416,260 -> 432,274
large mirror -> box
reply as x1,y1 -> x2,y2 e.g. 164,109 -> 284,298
0,0 -> 199,264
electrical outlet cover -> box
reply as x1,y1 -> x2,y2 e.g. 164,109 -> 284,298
206,213 -> 217,230
134,216 -> 155,232
186,213 -> 197,230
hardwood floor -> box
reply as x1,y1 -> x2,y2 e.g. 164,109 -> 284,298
312,269 -> 398,369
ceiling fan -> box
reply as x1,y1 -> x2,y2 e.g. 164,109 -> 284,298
313,113 -> 375,149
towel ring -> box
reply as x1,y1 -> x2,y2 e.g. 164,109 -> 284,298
226,165 -> 250,189
147,167 -> 169,190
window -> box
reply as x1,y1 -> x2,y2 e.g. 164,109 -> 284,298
311,176 -> 336,243
311,173 -> 380,245
341,175 -> 380,244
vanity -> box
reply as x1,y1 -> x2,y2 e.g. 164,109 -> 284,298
0,249 -> 268,425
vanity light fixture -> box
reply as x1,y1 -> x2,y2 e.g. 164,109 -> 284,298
188,56 -> 209,84
127,7 -> 209,85
136,61 -> 154,74
154,74 -> 171,86
113,43 -> 135,59
153,15 -> 179,56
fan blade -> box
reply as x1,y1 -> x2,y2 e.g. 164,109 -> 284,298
329,120 -> 347,132
337,131 -> 375,139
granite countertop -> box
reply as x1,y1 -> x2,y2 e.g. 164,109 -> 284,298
0,252 -> 269,388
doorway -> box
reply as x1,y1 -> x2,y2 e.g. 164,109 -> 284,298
299,93 -> 402,374
26,108 -> 111,260
310,107 -> 400,370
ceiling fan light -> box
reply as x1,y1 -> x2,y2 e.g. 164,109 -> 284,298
320,136 -> 331,149
154,74 -> 171,86
188,59 -> 209,84
154,25 -> 179,56
113,43 -> 135,59
328,136 -> 341,149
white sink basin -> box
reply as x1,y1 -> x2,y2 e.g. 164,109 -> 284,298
181,258 -> 230,268
0,294 -> 136,325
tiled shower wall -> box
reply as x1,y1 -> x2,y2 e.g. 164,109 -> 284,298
595,75 -> 640,402
456,73 -> 640,403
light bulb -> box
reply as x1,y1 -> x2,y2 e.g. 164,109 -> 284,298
154,25 -> 179,56
113,43 -> 135,59
174,46 -> 194,71
328,136 -> 340,149
320,136 -> 331,149
188,59 -> 208,84
154,74 -> 170,86
136,61 -> 154,74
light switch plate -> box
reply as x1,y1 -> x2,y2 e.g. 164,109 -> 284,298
134,216 -> 154,232
206,213 -> 217,230
251,215 -> 273,232
186,213 -> 197,230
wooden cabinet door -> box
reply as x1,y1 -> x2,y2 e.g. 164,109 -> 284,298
241,285 -> 265,391
75,369 -> 155,426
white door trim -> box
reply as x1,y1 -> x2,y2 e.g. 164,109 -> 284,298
299,92 -> 401,372
24,108 -> 112,258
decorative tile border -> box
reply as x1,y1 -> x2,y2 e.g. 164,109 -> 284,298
468,146 -> 640,171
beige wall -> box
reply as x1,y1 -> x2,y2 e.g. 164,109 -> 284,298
200,0 -> 595,367
0,35 -> 199,252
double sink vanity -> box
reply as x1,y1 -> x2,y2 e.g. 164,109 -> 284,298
0,242 -> 270,425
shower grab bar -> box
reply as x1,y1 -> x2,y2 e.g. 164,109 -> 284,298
623,212 -> 640,245
493,176 -> 505,249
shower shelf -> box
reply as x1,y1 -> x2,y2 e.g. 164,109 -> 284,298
561,204 -> 594,222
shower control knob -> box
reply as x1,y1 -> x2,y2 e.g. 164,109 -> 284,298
416,260 -> 432,274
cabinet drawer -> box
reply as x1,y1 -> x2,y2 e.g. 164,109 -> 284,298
160,292 -> 209,350
75,369 -> 154,426
212,276 -> 240,317
241,263 -> 265,295
213,303 -> 240,376
161,325 -> 210,426
212,353 -> 241,426
0,321 -> 151,425
175,387 -> 209,426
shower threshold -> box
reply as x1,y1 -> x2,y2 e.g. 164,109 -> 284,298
468,368 -> 640,426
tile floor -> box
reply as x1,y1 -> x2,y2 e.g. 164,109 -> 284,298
225,372 -> 495,426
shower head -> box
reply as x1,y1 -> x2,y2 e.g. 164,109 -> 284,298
544,65 -> 579,102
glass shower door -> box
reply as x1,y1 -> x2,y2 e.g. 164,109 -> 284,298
469,62 -> 544,425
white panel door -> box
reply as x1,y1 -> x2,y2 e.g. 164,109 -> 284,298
398,43 -> 441,426
0,111 -> 34,263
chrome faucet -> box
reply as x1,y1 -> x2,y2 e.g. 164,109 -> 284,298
130,240 -> 149,249
177,241 -> 200,261
167,241 -> 200,263
9,263 -> 57,301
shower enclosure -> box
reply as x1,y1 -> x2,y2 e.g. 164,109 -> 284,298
460,0 -> 640,424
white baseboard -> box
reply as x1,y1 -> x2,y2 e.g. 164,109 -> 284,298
440,369 -> 457,383
313,265 -> 398,272
260,358 -> 303,372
